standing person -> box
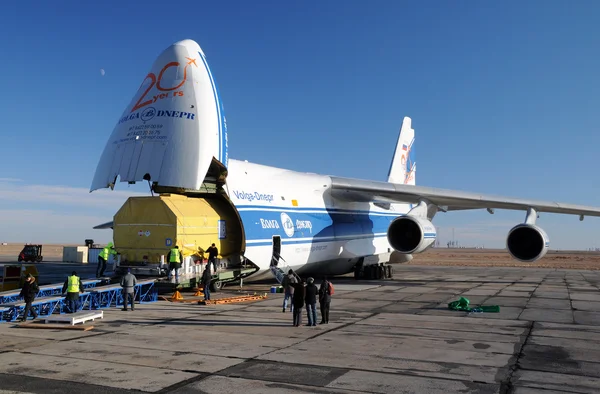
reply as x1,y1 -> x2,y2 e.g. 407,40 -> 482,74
120,268 -> 137,311
201,264 -> 212,301
62,271 -> 84,313
205,243 -> 218,272
97,242 -> 117,278
292,280 -> 306,327
19,273 -> 39,322
319,276 -> 333,324
167,245 -> 183,282
281,269 -> 297,313
304,277 -> 318,327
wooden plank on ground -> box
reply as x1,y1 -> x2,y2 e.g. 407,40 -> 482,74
159,296 -> 205,303
16,322 -> 94,331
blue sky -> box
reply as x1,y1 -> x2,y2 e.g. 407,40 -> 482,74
0,1 -> 599,249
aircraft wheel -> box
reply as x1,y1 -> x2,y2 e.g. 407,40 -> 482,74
210,280 -> 222,292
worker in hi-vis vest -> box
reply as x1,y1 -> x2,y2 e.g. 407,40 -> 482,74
97,242 -> 117,278
166,245 -> 183,283
62,271 -> 84,313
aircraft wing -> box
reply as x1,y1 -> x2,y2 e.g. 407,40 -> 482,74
329,176 -> 600,217
93,221 -> 114,229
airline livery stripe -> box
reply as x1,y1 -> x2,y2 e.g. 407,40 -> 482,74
197,51 -> 223,165
247,234 -> 389,247
246,232 -> 389,244
236,205 -> 403,217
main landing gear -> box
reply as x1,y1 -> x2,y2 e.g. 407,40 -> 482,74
353,261 -> 393,280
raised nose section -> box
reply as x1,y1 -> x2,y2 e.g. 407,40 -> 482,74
90,39 -> 228,192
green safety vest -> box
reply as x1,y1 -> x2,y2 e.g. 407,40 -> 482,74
67,275 -> 80,293
169,248 -> 180,263
99,246 -> 115,260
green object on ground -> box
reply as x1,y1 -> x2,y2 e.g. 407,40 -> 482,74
448,296 -> 499,313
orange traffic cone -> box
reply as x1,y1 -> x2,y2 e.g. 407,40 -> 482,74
171,291 -> 183,300
193,289 -> 204,297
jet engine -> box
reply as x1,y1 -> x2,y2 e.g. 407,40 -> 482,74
506,223 -> 549,262
387,215 -> 437,254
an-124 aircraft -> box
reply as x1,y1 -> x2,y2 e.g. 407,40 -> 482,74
91,39 -> 600,284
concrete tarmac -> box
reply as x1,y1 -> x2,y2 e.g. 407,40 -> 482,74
0,265 -> 599,393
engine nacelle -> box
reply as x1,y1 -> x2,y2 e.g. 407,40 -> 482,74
506,223 -> 549,262
387,216 -> 437,254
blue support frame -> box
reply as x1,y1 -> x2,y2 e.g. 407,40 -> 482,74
0,279 -> 102,304
6,296 -> 65,322
0,307 -> 11,322
136,281 -> 158,304
0,279 -> 157,323
60,292 -> 93,313
89,286 -> 121,309
89,281 -> 157,309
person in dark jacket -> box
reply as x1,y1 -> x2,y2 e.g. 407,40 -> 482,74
19,273 -> 39,322
205,243 -> 219,272
201,265 -> 212,301
319,276 -> 332,324
291,280 -> 305,327
304,277 -> 318,326
281,269 -> 297,312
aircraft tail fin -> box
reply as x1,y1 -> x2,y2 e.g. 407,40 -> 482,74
387,116 -> 416,185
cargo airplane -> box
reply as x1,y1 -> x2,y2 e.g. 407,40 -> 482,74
91,39 -> 600,284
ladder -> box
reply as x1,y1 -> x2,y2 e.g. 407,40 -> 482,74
269,252 -> 300,284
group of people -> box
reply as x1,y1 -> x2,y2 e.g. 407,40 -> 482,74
281,270 -> 333,327
18,267 -> 140,322
167,244 -> 219,284
17,271 -> 86,322
168,244 -> 215,301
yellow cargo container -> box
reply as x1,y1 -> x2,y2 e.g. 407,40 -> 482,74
113,193 -> 245,264
0,264 -> 39,291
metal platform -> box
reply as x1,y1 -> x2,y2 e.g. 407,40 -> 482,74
0,306 -> 11,322
61,291 -> 93,313
88,279 -> 157,309
0,279 -> 158,323
0,279 -> 103,304
45,310 -> 103,326
3,296 -> 65,322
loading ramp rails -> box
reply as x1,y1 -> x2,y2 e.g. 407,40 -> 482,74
0,279 -> 158,323
154,266 -> 258,293
209,267 -> 258,292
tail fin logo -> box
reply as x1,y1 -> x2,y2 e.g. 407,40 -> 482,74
131,58 -> 198,113
404,139 -> 415,184
141,107 -> 156,122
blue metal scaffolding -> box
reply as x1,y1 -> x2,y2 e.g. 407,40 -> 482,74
0,279 -> 102,304
88,280 -> 157,309
0,279 -> 157,322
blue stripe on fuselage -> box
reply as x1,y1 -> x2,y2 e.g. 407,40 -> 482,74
236,205 -> 405,245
